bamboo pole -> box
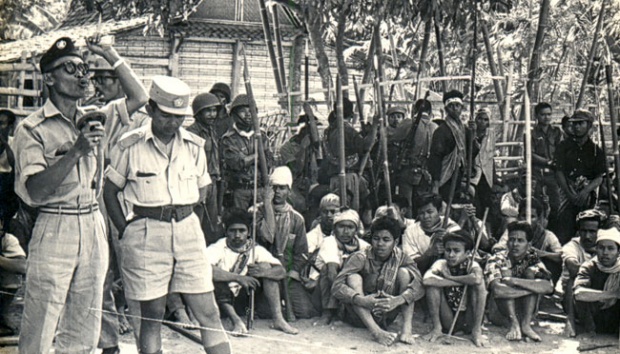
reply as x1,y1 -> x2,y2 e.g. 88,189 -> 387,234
576,0 -> 606,108
270,4 -> 287,93
415,19 -> 432,100
466,2 -> 478,193
433,13 -> 446,94
524,89 -> 532,224
304,39 -> 309,101
605,63 -> 620,215
257,0 -> 284,96
337,74 -> 347,208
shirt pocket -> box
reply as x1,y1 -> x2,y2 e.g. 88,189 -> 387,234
178,165 -> 199,200
44,150 -> 79,196
128,169 -> 166,205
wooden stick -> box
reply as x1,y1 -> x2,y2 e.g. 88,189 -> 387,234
270,4 -> 287,93
605,63 -> 620,216
576,0 -> 606,108
524,88 -> 532,224
446,208 -> 489,336
257,0 -> 284,96
337,74 -> 347,208
466,1 -> 478,196
247,137 -> 259,330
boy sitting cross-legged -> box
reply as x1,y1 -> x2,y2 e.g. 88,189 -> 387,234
422,231 -> 487,347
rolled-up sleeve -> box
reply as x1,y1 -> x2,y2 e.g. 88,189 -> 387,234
12,124 -> 47,204
332,252 -> 367,304
105,146 -> 129,189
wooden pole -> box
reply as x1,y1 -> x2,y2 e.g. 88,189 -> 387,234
433,13 -> 446,94
270,4 -> 287,93
524,88 -> 532,224
257,0 -> 284,96
605,64 -> 620,214
576,0 -> 606,108
466,1 -> 478,194
304,39 -> 309,101
375,67 -> 392,206
337,74 -> 347,208
415,20 -> 432,100
352,75 -> 364,125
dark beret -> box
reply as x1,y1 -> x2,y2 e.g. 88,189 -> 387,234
39,37 -> 83,73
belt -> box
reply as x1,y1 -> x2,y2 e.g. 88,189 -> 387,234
39,203 -> 99,215
230,180 -> 257,189
133,204 -> 194,222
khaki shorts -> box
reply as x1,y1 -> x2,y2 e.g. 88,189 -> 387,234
120,213 -> 213,301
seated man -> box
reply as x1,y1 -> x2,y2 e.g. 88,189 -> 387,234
561,209 -> 604,337
332,217 -> 425,346
402,193 -> 460,274
304,193 -> 340,284
422,231 -> 487,347
206,208 -> 298,335
0,219 -> 26,335
484,221 -> 554,342
315,209 -> 369,322
573,227 -> 620,335
493,198 -> 562,284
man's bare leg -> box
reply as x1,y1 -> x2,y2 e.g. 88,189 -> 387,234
183,292 -> 231,354
263,279 -> 299,334
562,279 -> 577,337
422,286 -> 448,342
469,283 -> 488,347
139,296 -> 167,353
395,269 -> 415,344
495,298 -> 521,341
220,302 -> 247,336
347,274 -> 397,346
518,294 -> 541,342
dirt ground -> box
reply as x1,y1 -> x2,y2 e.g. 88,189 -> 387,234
1,298 -> 619,354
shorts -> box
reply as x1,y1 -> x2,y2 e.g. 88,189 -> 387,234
120,213 -> 214,301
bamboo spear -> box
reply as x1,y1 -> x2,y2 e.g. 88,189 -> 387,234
524,89 -> 532,224
375,67 -> 392,206
305,38 -> 309,101
576,0 -> 606,108
337,74 -> 347,208
466,1 -> 478,196
270,4 -> 287,93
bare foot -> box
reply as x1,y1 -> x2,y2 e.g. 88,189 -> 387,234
399,332 -> 415,344
422,328 -> 443,343
563,319 -> 576,338
371,329 -> 398,346
505,323 -> 522,341
118,313 -> 132,334
230,321 -> 248,337
312,312 -> 333,326
472,329 -> 487,347
272,319 -> 299,335
520,324 -> 541,342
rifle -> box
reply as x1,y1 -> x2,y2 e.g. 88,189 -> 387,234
393,91 -> 430,175
242,46 -> 296,324
375,69 -> 392,206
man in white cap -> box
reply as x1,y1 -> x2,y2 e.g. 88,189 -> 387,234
573,227 -> 620,335
258,166 -> 317,318
315,208 -> 370,323
13,36 -> 148,353
104,75 -> 231,354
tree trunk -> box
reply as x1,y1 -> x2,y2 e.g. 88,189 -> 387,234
415,19 -> 432,99
335,0 -> 352,98
433,12 -> 446,94
290,34 -> 304,120
527,0 -> 551,101
306,6 -> 333,106
481,21 -> 505,121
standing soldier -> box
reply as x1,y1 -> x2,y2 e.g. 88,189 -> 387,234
104,76 -> 231,354
13,36 -> 148,353
188,92 -> 223,243
429,90 -> 477,203
221,94 -> 273,211
209,82 -> 233,136
471,108 -> 497,220
392,99 -> 437,208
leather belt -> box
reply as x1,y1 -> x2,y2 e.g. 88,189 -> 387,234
133,205 -> 194,223
39,203 -> 99,215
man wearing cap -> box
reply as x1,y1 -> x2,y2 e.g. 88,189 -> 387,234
257,166 -> 317,318
554,109 -> 606,244
384,106 -> 407,194
188,92 -> 223,244
573,227 -> 620,334
429,90 -> 478,203
221,94 -> 273,211
530,102 -> 563,233
13,36 -> 148,353
209,82 -> 233,136
104,75 -> 231,354
391,99 -> 437,209
560,209 -> 605,337
321,97 -> 374,211
315,208 -> 370,323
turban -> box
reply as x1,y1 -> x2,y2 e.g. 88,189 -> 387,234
270,166 -> 293,188
597,228 -> 620,247
319,193 -> 340,210
333,209 -> 360,229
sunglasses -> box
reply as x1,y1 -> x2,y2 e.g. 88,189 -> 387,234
48,61 -> 90,76
91,76 -> 117,85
